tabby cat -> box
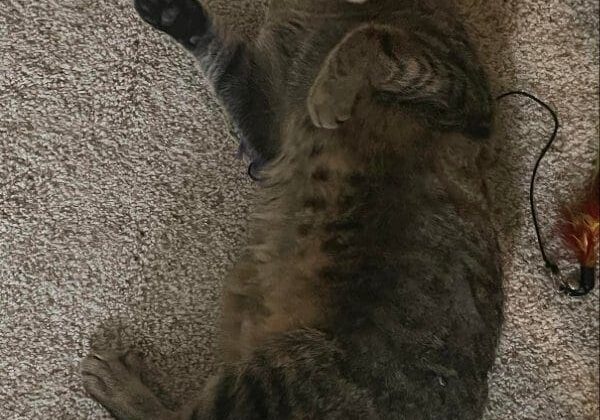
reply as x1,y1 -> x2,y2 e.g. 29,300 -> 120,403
81,0 -> 503,418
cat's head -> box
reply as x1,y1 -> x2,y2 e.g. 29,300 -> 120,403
267,0 -> 416,18
270,0 -> 371,8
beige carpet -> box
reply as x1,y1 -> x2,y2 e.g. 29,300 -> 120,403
0,0 -> 598,418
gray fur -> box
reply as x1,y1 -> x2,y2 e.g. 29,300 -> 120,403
82,1 -> 503,418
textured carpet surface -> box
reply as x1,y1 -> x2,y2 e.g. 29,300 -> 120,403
0,0 -> 598,419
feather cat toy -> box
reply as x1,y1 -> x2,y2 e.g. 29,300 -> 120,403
558,168 -> 599,296
498,91 -> 598,297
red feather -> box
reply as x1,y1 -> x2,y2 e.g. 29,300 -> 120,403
559,171 -> 600,268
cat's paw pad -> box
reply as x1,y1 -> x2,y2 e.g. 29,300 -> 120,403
308,78 -> 357,130
135,0 -> 174,28
134,0 -> 205,34
81,349 -> 165,418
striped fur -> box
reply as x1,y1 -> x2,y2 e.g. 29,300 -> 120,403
82,1 -> 503,419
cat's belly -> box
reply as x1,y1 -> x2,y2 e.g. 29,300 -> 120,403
218,234 -> 331,363
218,113 -> 502,375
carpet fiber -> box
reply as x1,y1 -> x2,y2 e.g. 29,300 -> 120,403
0,0 -> 598,418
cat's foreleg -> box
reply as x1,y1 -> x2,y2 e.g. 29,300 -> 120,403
307,26 -> 376,129
308,24 -> 492,138
134,0 -> 277,161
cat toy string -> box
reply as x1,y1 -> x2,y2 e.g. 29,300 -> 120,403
497,90 -> 596,297
496,91 -> 560,274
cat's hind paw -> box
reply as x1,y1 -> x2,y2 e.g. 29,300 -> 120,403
81,348 -> 174,420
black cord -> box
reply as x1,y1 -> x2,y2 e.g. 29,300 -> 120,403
496,91 -> 560,274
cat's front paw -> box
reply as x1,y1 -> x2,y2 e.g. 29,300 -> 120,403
134,0 -> 207,42
81,349 -> 173,419
308,75 -> 358,130
135,0 -> 174,28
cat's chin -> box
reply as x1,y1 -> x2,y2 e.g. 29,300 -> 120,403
279,0 -> 371,13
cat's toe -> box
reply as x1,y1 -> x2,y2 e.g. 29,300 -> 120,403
81,348 -> 167,418
81,349 -> 137,399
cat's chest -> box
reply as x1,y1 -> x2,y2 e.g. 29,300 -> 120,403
252,151 -> 356,332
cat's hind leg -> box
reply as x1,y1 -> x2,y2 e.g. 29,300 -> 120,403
192,329 -> 378,419
82,330 -> 376,420
134,0 -> 278,162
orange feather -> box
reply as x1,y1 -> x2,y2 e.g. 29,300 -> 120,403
560,171 -> 600,268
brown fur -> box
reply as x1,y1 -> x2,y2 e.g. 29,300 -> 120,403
81,1 -> 503,419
